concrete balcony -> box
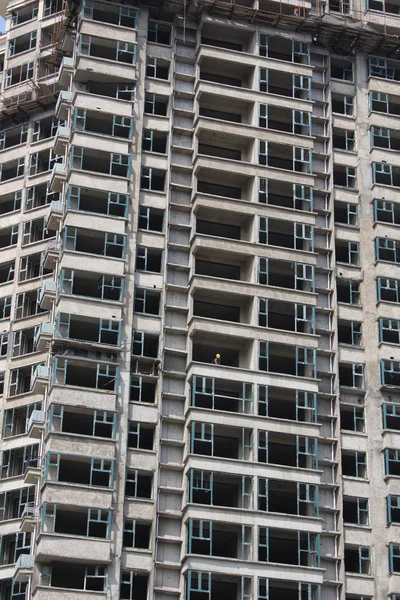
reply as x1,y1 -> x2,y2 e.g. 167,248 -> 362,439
194,154 -> 314,187
34,322 -> 53,352
364,8 -> 400,33
41,480 -> 113,510
182,553 -> 324,584
75,53 -> 137,81
186,406 -> 319,439
35,533 -> 111,563
0,141 -> 29,163
64,209 -> 126,237
189,273 -> 316,307
368,75 -> 400,98
186,364 -> 319,399
42,240 -> 61,270
340,432 -> 367,453
185,455 -> 322,487
0,234 -> 17,260
20,504 -> 38,532
188,315 -> 319,350
31,365 -> 50,395
67,168 -> 129,196
23,457 -> 41,485
13,554 -> 34,583
388,572 -> 400,595
191,233 -> 316,267
382,429 -> 400,450
122,550 -> 153,572
183,504 -> 322,535
124,501 -> 155,522
72,90 -> 133,118
28,136 -> 54,156
33,587 -> 107,600
78,17 -> 138,44
370,146 -> 400,169
56,296 -> 123,328
56,294 -> 123,324
195,78 -> 313,113
0,563 -> 15,582
39,280 -> 57,310
48,163 -> 67,193
58,56 -> 74,89
0,518 -> 23,537
70,129 -> 130,157
374,222 -> 400,242
55,90 -> 73,121
60,249 -> 125,278
53,126 -> 70,156
27,410 -> 46,439
195,115 -> 314,149
44,432 -> 116,461
126,449 -> 157,471
48,384 -> 117,412
343,527 -> 371,548
197,44 -> 312,79
345,574 -> 374,597
191,191 -> 316,225
45,200 -> 65,231
3,16 -> 36,36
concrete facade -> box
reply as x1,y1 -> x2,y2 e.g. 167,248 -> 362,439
0,0 -> 396,598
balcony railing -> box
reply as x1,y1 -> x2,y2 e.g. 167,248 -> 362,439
21,504 -> 38,519
27,410 -> 46,433
31,364 -> 50,393
45,200 -> 65,229
14,554 -> 34,582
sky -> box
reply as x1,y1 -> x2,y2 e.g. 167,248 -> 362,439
0,16 -> 4,33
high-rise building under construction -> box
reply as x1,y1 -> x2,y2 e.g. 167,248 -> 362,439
0,0 -> 397,597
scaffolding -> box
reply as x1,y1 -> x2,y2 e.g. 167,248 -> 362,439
47,5 -> 68,68
54,0 -> 400,62
2,0 -> 400,127
156,0 -> 400,56
0,1 -> 70,127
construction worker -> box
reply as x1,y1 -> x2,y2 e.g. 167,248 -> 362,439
213,353 -> 221,365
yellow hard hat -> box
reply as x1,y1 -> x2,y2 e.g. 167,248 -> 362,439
216,354 -> 221,359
